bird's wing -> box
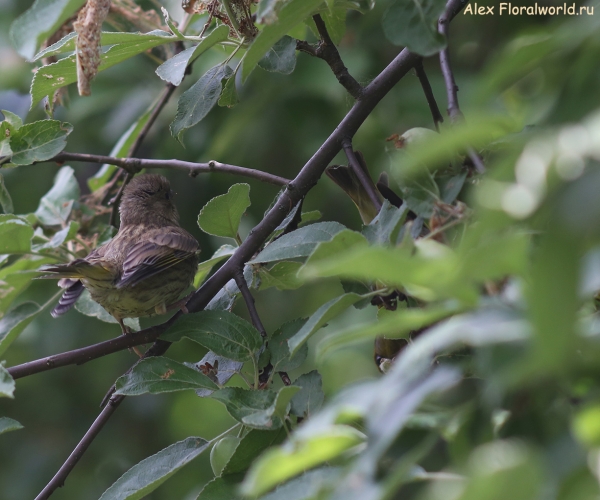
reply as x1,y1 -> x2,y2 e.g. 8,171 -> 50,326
117,227 -> 198,288
51,280 -> 85,318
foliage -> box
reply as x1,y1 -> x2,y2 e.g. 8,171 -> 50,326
1,0 -> 600,499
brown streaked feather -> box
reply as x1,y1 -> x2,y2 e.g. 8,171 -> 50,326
39,257 -> 113,281
117,227 -> 198,288
51,280 -> 85,317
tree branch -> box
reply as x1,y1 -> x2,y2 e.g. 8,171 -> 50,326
342,140 -> 382,212
34,394 -> 125,500
414,59 -> 444,131
25,3 -> 469,496
48,152 -> 291,187
296,15 -> 363,99
438,4 -> 485,173
233,269 -> 267,338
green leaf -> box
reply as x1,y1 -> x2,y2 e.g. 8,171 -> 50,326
0,256 -> 51,314
156,25 -> 230,86
0,302 -> 43,358
194,244 -> 236,288
259,467 -> 342,500
74,290 -> 139,331
243,0 -> 324,81
0,417 -> 23,435
195,352 -> 244,398
9,0 -> 87,59
316,302 -> 461,359
98,437 -> 209,500
250,222 -> 346,264
303,229 -> 368,268
269,318 -> 309,372
242,385 -> 300,429
171,64 -> 233,143
41,220 -> 80,249
210,436 -> 241,476
7,120 -> 72,165
241,425 -> 365,496
361,201 -> 408,245
0,174 -> 14,214
161,310 -> 263,362
0,364 -> 15,398
196,475 -> 244,500
0,215 -> 33,254
30,31 -> 176,106
198,183 -> 251,239
288,292 -> 375,356
222,428 -> 286,475
382,0 -> 447,56
34,166 -> 80,226
258,261 -> 303,291
218,75 -> 240,108
258,36 -> 297,74
114,357 -> 219,396
1,110 -> 23,129
299,210 -> 322,226
290,370 -> 324,418
321,8 -> 347,45
211,386 -> 299,430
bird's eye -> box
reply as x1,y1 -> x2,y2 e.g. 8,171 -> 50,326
165,190 -> 171,200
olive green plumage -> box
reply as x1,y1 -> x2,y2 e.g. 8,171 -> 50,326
41,174 -> 199,331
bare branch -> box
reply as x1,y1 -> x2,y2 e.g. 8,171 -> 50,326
296,14 -> 363,99
34,395 -> 125,500
233,269 -> 267,338
48,152 -> 291,187
342,140 -> 382,212
414,59 -> 444,131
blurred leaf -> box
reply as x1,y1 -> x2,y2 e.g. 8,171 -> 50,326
98,437 -> 209,500
34,166 -> 79,226
196,475 -> 244,499
44,220 -> 79,248
210,436 -> 241,476
259,467 -> 342,500
74,290 -> 139,330
240,425 -> 365,496
211,386 -> 297,429
0,364 -> 15,398
242,385 -> 300,429
438,172 -> 467,203
573,404 -> 600,447
361,201 -> 408,245
0,175 -> 13,214
222,428 -> 286,475
0,417 -> 23,435
156,25 -> 230,86
290,370 -> 324,418
243,0 -> 324,81
303,229 -> 368,268
258,261 -> 303,290
258,36 -> 297,74
161,310 -> 263,362
7,120 -> 72,165
114,357 -> 218,396
250,222 -> 346,264
0,302 -> 42,358
299,210 -> 322,226
195,351 -> 244,398
194,244 -> 236,287
317,302 -> 460,358
0,256 -> 51,314
171,64 -> 233,143
321,8 -> 347,45
218,75 -> 240,108
382,0 -> 446,56
198,183 -> 251,239
30,31 -> 175,106
0,215 -> 33,254
269,318 -> 308,372
9,0 -> 87,59
288,292 -> 376,356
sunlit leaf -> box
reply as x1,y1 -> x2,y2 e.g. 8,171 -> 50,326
198,183 -> 251,239
34,166 -> 79,226
7,120 -> 72,165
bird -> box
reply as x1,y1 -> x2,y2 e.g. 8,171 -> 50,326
40,173 -> 200,336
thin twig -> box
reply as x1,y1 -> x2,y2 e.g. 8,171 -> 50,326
233,269 -> 267,337
34,394 -> 125,500
26,3 -> 470,496
341,140 -> 382,212
296,15 -> 363,99
46,153 -> 291,187
414,59 -> 444,131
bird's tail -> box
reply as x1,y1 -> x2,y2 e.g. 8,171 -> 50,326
38,259 -> 111,280
51,280 -> 85,318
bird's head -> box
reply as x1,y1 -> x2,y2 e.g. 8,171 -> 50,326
119,174 -> 179,226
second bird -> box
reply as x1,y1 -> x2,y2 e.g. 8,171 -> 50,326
41,173 -> 200,334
